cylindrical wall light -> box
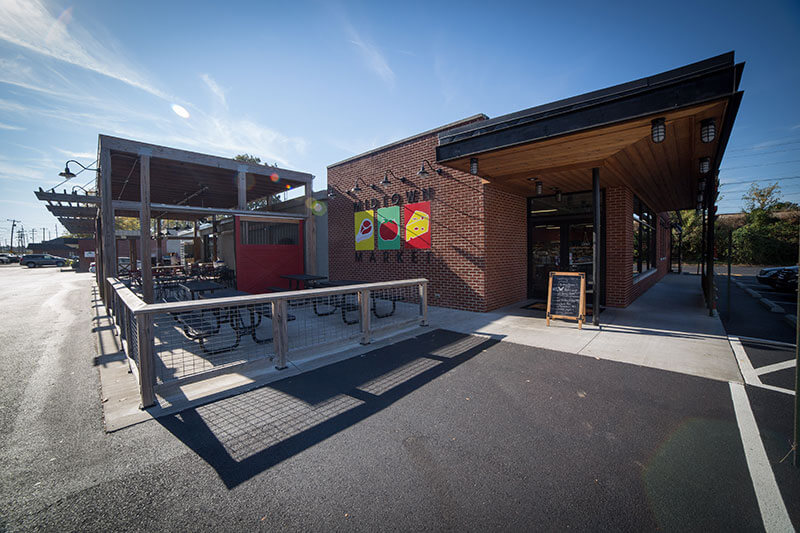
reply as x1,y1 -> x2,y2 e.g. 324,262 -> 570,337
469,158 -> 478,175
700,119 -> 716,143
651,118 -> 666,143
699,157 -> 710,174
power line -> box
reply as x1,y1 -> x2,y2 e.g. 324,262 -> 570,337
725,147 -> 800,159
727,140 -> 800,153
720,159 -> 800,171
719,175 -> 800,186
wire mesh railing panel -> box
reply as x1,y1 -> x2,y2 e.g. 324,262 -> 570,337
127,308 -> 139,366
369,285 -> 422,332
285,291 -> 363,354
151,302 -> 276,384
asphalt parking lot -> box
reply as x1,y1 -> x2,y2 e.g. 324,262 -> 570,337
0,265 -> 797,531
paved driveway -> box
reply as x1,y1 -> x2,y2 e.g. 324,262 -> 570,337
0,266 -> 796,531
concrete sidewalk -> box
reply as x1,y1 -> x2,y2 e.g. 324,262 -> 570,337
428,273 -> 743,383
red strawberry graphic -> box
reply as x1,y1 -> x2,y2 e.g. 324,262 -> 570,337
379,221 -> 398,241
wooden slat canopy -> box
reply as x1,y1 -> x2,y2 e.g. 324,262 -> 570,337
436,52 -> 744,212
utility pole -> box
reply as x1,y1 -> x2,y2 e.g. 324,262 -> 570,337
6,219 -> 19,253
794,222 -> 799,467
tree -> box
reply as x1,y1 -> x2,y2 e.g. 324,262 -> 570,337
742,182 -> 781,212
732,181 -> 799,265
234,153 -> 262,165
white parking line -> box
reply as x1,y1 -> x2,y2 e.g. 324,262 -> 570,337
755,359 -> 797,376
729,382 -> 794,532
730,337 -> 760,385
729,337 -> 795,396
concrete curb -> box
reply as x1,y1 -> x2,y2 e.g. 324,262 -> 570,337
732,279 -> 786,314
758,297 -> 785,314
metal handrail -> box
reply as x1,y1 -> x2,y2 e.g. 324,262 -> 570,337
125,278 -> 428,316
107,278 -> 148,312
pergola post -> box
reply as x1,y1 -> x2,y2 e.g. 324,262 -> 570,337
237,167 -> 247,210
99,146 -> 115,302
304,181 -> 317,274
212,215 -> 218,262
193,221 -> 200,263
592,167 -> 601,326
156,219 -> 163,265
139,153 -> 153,304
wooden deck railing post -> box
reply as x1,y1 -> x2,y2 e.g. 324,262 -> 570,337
359,289 -> 371,345
136,313 -> 156,408
419,282 -> 428,326
272,299 -> 288,370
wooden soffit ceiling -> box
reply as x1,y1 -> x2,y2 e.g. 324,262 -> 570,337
440,100 -> 728,212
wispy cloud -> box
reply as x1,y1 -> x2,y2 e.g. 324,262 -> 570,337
0,0 -> 167,99
55,148 -> 96,160
0,2 -> 307,173
0,121 -> 23,130
344,23 -> 394,86
201,73 -> 227,109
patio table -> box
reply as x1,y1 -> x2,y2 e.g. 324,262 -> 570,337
280,274 -> 328,290
179,279 -> 224,300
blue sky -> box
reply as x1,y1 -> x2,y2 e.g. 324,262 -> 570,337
1,0 -> 799,245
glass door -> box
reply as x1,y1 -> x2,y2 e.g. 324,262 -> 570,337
529,224 -> 561,299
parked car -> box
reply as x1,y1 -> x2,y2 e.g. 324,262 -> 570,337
773,266 -> 798,293
756,266 -> 785,287
0,253 -> 20,264
19,254 -> 68,268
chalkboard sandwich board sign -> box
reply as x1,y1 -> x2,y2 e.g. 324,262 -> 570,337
546,272 -> 586,329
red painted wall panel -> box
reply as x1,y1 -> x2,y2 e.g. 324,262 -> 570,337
234,216 -> 304,294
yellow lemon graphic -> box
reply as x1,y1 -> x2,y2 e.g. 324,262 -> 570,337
405,210 -> 429,241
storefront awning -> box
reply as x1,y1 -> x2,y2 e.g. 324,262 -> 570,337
436,52 -> 744,212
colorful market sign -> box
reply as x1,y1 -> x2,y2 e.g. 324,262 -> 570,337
376,206 -> 401,250
404,201 -> 430,249
354,210 -> 374,251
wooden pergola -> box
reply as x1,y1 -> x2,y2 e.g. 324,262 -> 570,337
95,135 -> 315,303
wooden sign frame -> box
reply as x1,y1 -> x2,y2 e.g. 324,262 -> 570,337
546,271 -> 586,329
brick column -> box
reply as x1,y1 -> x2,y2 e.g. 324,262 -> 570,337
605,186 -> 633,307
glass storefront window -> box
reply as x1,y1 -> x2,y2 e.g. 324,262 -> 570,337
632,196 -> 656,276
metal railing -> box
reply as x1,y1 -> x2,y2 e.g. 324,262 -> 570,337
105,277 -> 428,407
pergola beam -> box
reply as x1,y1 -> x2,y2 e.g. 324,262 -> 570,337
99,135 -> 313,184
111,200 -> 306,221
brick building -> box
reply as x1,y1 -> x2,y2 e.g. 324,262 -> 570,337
327,53 -> 744,317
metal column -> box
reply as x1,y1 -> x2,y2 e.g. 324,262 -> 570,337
592,167 -> 601,326
705,174 -> 716,316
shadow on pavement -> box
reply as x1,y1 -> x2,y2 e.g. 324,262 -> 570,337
157,329 -> 501,488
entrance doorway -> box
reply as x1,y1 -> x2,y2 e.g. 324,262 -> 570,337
527,192 -> 605,309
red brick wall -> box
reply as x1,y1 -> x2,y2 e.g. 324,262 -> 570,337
605,186 -> 634,307
328,123 -> 671,312
484,184 -> 527,310
327,119 -> 493,311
